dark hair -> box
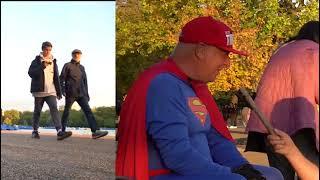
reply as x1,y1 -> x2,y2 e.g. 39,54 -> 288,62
41,41 -> 53,50
286,21 -> 319,44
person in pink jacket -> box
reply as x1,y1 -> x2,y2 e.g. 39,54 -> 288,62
245,21 -> 319,180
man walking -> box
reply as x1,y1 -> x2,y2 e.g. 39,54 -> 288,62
60,49 -> 108,139
28,41 -> 72,140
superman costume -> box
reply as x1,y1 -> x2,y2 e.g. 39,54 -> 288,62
116,58 -> 283,180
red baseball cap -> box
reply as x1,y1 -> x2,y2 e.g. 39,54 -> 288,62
179,16 -> 248,56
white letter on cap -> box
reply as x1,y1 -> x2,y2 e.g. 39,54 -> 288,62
225,31 -> 234,46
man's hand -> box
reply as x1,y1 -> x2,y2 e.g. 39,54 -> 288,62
267,129 -> 298,157
41,61 -> 47,68
41,61 -> 51,68
232,163 -> 266,180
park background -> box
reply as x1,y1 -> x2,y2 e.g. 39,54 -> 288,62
1,0 -> 319,129
1,1 -> 116,129
116,0 -> 318,111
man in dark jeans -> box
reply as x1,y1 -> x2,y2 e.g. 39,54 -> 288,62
60,49 -> 108,139
28,41 -> 72,140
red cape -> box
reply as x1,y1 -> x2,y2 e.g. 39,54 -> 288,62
116,58 -> 234,180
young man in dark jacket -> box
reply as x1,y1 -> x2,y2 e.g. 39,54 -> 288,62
28,41 -> 72,140
60,49 -> 108,139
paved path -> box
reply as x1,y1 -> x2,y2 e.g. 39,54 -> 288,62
1,128 -> 268,180
1,131 -> 115,180
230,127 -> 269,166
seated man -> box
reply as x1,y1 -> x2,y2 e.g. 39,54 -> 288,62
116,16 -> 283,180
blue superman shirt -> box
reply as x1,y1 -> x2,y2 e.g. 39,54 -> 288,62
146,73 -> 248,175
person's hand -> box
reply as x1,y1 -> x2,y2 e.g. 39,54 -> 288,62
41,61 -> 51,68
232,163 -> 266,180
41,61 -> 47,68
267,129 -> 298,157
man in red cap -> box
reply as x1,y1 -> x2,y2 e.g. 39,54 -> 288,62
116,16 -> 283,180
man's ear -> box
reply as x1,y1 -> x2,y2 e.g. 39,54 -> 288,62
194,43 -> 206,61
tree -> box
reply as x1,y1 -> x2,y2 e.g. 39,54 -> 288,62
93,106 -> 116,128
1,108 -> 4,124
1,106 -> 116,128
116,0 -> 319,99
39,110 -> 51,127
67,109 -> 87,127
20,111 -> 33,126
3,110 -> 20,125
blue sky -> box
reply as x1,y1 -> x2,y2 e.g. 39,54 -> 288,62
1,1 -> 115,111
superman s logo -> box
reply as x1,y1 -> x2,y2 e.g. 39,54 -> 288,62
188,97 -> 208,126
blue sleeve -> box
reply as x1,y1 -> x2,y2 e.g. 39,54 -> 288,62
146,75 -> 231,175
207,127 -> 248,168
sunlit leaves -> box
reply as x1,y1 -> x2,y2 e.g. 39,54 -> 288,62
116,0 -> 318,96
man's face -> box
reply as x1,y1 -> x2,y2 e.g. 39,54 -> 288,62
72,53 -> 82,62
42,46 -> 52,57
194,44 -> 230,82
